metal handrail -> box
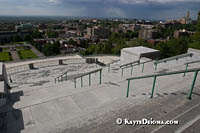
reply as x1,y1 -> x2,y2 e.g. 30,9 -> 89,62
120,60 -> 139,77
121,59 -> 154,77
185,60 -> 200,65
106,59 -> 120,72
126,67 -> 200,99
183,60 -> 200,77
55,71 -> 68,83
154,53 -> 193,70
120,60 -> 140,68
74,68 -> 102,88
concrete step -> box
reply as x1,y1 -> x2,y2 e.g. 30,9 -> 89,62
120,86 -> 200,133
67,85 -> 200,133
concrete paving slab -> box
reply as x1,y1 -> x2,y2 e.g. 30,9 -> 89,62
71,91 -> 104,111
10,51 -> 20,61
30,100 -> 62,130
55,97 -> 82,121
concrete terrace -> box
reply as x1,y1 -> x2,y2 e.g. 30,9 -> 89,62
1,50 -> 200,133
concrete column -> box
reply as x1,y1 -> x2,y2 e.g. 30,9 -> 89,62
59,60 -> 63,65
29,63 -> 34,69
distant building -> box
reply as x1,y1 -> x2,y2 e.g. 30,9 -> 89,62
147,39 -> 167,46
141,24 -> 154,29
139,29 -> 158,40
118,24 -> 141,32
60,44 -> 76,54
15,23 -> 34,32
174,29 -> 195,38
166,11 -> 192,25
0,31 -> 30,44
38,24 -> 47,29
110,27 -> 119,33
33,39 -> 47,45
87,26 -> 110,39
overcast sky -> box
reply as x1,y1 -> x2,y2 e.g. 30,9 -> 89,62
0,0 -> 200,20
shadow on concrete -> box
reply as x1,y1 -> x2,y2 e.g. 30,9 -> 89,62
192,92 -> 200,96
0,91 -> 24,133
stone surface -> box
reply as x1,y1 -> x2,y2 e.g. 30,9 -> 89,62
0,52 -> 200,133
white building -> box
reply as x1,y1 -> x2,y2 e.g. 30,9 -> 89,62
120,46 -> 160,65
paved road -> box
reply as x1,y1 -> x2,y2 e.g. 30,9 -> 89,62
10,51 -> 20,61
25,44 -> 45,57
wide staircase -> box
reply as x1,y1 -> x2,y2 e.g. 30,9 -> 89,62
1,48 -> 200,133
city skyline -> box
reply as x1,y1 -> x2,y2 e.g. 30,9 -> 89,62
0,0 -> 200,20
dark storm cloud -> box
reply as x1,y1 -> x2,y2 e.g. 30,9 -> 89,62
0,0 -> 199,20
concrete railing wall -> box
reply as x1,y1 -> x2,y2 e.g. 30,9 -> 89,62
6,58 -> 88,74
7,64 -> 30,74
0,63 -> 9,107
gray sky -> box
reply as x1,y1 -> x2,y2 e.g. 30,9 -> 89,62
0,0 -> 200,20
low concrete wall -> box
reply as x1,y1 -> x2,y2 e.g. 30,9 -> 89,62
188,48 -> 200,60
0,81 -> 6,107
6,58 -> 87,74
0,63 -> 9,107
86,58 -> 97,64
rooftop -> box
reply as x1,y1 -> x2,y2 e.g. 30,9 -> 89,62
122,46 -> 159,56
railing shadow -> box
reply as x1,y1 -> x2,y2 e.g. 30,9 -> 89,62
0,91 -> 25,133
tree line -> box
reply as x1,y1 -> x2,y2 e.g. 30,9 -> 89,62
81,12 -> 200,59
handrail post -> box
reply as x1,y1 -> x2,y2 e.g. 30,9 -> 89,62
81,76 -> 83,87
100,70 -> 102,84
142,63 -> 144,73
151,76 -> 157,98
74,78 -> 76,88
183,64 -> 188,77
121,68 -> 124,77
131,66 -> 133,75
89,73 -> 91,86
126,80 -> 130,97
155,63 -> 157,70
66,72 -> 67,80
108,64 -> 110,72
188,70 -> 199,99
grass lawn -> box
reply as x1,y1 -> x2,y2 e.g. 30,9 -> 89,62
18,50 -> 38,59
0,52 -> 12,61
16,46 -> 24,50
3,47 -> 10,52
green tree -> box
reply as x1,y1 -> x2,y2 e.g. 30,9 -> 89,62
94,45 -> 102,54
46,30 -> 58,38
32,30 -> 43,38
102,43 -> 112,54
24,34 -> 32,42
43,41 -> 60,56
197,11 -> 200,32
198,11 -> 200,22
13,35 -> 22,42
68,38 -> 77,45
